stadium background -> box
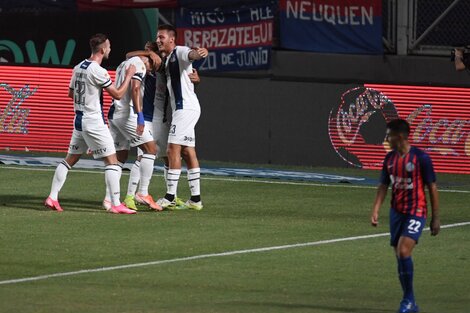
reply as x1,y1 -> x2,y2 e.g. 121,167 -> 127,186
2,0 -> 470,172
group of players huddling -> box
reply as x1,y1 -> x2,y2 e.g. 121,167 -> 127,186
45,25 -> 208,214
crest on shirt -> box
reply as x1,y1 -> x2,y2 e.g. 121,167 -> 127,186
170,53 -> 176,63
406,162 -> 415,172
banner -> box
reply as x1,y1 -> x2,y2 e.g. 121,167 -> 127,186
176,1 -> 275,71
329,84 -> 470,174
77,0 -> 177,10
0,65 -> 115,153
0,9 -> 157,67
279,0 -> 383,54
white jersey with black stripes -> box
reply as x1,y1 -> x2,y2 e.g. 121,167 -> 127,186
69,59 -> 112,118
110,56 -> 147,119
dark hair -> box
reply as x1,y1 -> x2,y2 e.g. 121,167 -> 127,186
145,41 -> 159,53
157,24 -> 177,39
387,119 -> 410,138
89,33 -> 108,53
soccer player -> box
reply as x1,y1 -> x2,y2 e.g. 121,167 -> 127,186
45,33 -> 137,214
155,24 -> 208,210
107,51 -> 162,211
124,43 -> 201,210
371,119 -> 440,313
108,41 -> 162,211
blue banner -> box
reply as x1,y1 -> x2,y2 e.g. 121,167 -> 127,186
279,0 -> 383,54
176,1 -> 275,71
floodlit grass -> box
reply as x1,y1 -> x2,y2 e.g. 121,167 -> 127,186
0,165 -> 469,313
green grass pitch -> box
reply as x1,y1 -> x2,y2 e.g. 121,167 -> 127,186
0,165 -> 469,313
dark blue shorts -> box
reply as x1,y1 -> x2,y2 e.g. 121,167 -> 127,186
389,208 -> 426,247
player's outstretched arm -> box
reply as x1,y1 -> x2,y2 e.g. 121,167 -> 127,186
126,50 -> 162,70
105,64 -> 136,100
371,183 -> 388,227
189,47 -> 209,61
428,182 -> 440,236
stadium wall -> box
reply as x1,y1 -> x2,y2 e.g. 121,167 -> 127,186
2,51 -> 470,171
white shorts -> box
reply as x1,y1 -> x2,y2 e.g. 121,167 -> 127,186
168,109 -> 200,147
109,114 -> 154,151
153,110 -> 171,158
68,117 -> 116,159
137,121 -> 154,157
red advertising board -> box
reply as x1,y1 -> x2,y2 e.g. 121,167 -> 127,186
329,84 -> 470,173
0,65 -> 115,152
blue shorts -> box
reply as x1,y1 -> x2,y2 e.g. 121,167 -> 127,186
389,208 -> 426,247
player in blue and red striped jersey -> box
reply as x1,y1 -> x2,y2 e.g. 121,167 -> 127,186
371,119 -> 440,313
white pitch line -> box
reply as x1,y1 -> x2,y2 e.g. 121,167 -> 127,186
1,165 -> 470,193
0,221 -> 469,286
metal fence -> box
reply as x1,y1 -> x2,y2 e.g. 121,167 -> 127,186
408,0 -> 470,55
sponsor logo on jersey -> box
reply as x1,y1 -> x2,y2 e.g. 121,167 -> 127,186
406,162 -> 415,172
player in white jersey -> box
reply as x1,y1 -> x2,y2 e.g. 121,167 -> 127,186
106,52 -> 163,211
45,33 -> 136,214
125,42 -> 202,210
155,24 -> 208,210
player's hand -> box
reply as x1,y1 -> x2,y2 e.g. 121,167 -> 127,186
371,212 -> 379,227
149,51 -> 162,70
188,69 -> 200,84
136,124 -> 144,136
125,64 -> 136,77
194,47 -> 209,58
430,217 -> 440,236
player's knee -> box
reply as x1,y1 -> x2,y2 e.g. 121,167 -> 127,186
397,245 -> 412,258
167,145 -> 179,157
141,142 -> 157,155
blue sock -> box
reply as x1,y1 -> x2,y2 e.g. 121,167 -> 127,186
399,257 -> 415,303
397,256 -> 405,292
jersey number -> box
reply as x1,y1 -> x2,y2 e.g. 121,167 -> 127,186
408,219 -> 421,233
74,80 -> 86,106
170,124 -> 176,134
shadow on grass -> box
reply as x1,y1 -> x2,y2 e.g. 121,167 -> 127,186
0,194 -> 162,214
223,301 -> 395,313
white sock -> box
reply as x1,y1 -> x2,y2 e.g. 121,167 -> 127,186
163,164 -> 169,185
138,154 -> 156,196
187,167 -> 201,197
166,169 -> 181,196
105,164 -> 122,206
49,160 -> 71,200
104,162 -> 123,202
127,160 -> 141,196
104,186 -> 111,203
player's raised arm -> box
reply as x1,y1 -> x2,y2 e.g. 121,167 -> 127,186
126,50 -> 162,70
188,47 -> 208,61
371,183 -> 388,227
105,64 -> 136,100
428,182 -> 440,236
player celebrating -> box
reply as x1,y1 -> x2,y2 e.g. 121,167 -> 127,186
109,41 -> 162,211
371,119 -> 440,313
155,24 -> 208,210
45,33 -> 137,214
107,51 -> 162,211
124,42 -> 201,210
